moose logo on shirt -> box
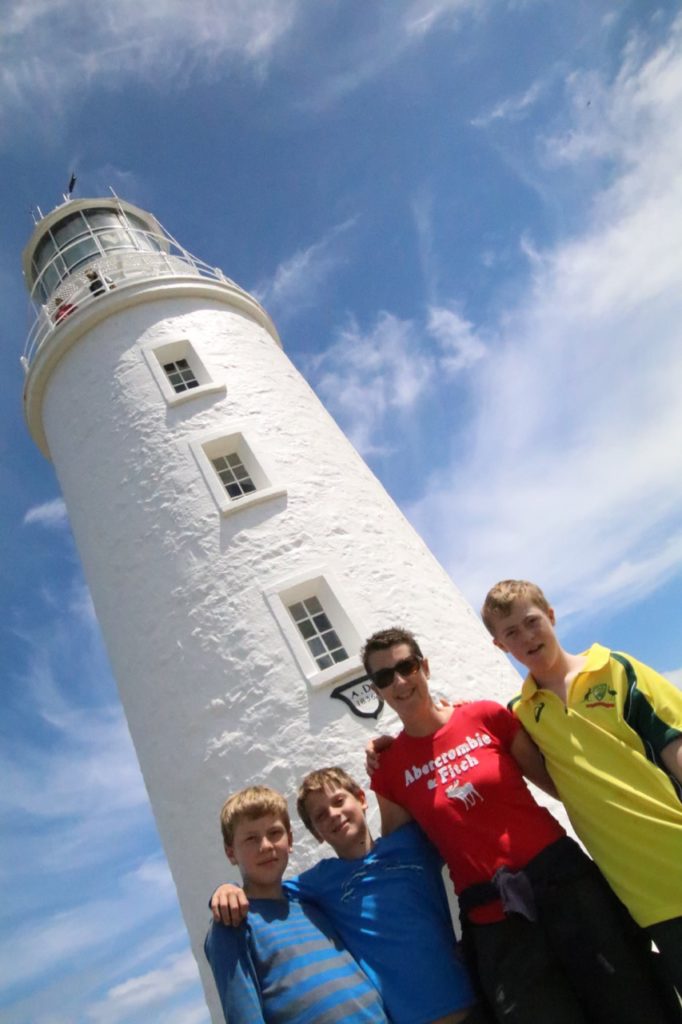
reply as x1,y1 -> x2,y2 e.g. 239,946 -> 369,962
445,781 -> 483,808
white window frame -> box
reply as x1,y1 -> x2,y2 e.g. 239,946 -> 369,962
190,426 -> 286,517
143,338 -> 226,407
264,569 -> 364,690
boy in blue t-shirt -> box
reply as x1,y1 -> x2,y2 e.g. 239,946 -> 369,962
211,768 -> 482,1024
204,784 -> 387,1024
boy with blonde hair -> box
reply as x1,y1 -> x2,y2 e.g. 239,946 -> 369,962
482,579 -> 682,997
204,784 -> 387,1024
212,768 -> 483,1024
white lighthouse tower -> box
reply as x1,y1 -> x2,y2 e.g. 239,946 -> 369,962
21,197 -> 519,1019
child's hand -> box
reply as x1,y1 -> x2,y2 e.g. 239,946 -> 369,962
365,734 -> 395,776
211,884 -> 250,926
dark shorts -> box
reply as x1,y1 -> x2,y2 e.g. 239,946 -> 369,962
647,915 -> 682,995
464,841 -> 680,1024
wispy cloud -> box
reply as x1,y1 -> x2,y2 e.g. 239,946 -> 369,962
0,0 -> 299,138
23,497 -> 68,528
471,78 -> 545,127
86,951 -> 202,1024
295,0 -> 480,112
0,856 -> 182,994
309,304 -> 487,455
253,218 -> 355,319
406,15 -> 682,622
403,0 -> 480,38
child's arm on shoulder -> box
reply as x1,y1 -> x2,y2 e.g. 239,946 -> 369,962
204,920 -> 265,1024
510,727 -> 559,798
211,884 -> 250,926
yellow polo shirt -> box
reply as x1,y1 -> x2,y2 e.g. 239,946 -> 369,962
510,643 -> 682,927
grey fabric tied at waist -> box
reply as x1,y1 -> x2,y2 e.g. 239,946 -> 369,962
458,836 -> 590,923
459,866 -> 537,921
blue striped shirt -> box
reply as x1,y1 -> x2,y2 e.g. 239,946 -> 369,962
205,897 -> 387,1023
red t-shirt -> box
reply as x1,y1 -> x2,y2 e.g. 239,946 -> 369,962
371,701 -> 565,923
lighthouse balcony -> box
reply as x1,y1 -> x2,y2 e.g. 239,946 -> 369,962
22,229 -> 249,372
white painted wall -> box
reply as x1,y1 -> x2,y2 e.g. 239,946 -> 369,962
33,280 -> 524,1021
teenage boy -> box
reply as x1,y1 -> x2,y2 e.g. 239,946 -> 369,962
482,578 -> 682,995
204,785 -> 387,1024
364,626 -> 677,1024
212,766 -> 483,1024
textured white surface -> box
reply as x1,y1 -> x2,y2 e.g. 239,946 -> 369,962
32,280 -> 527,1020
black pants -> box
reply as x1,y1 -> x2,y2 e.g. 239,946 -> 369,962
648,915 -> 682,996
464,843 -> 680,1023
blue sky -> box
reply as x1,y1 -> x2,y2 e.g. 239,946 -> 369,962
2,2 -> 682,1021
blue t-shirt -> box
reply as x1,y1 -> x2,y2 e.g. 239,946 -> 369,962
285,823 -> 474,1024
205,896 -> 387,1024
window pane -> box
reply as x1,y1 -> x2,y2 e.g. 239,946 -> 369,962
321,629 -> 341,650
305,596 -> 323,615
289,603 -> 305,622
298,619 -> 315,639
332,647 -> 348,663
309,637 -> 325,657
83,209 -> 120,229
53,212 -> 88,246
316,654 -> 333,670
313,613 -> 331,632
63,237 -> 99,271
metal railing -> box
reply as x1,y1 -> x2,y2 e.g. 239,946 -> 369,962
22,229 -> 250,372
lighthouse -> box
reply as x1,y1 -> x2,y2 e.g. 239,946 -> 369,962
21,197 -> 519,1019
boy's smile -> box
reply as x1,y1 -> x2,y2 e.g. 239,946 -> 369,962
226,813 -> 292,898
305,784 -> 370,858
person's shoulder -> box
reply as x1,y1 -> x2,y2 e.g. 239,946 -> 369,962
295,856 -> 341,887
375,820 -> 433,857
459,698 -> 511,720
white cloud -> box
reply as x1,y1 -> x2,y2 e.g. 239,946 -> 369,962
0,0 -> 299,135
426,307 -> 487,374
294,0 -> 481,112
86,951 -> 201,1024
406,16 -> 682,621
471,78 -> 545,127
253,218 -> 355,319
23,497 -> 68,528
403,0 -> 480,38
310,304 -> 486,455
0,863 -> 183,995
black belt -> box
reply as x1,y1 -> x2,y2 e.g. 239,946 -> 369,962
459,836 -> 590,923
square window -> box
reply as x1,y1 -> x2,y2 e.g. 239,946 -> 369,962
287,596 -> 349,670
191,428 -> 286,519
264,572 -> 365,689
145,338 -> 225,407
163,358 -> 199,393
211,451 -> 256,501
